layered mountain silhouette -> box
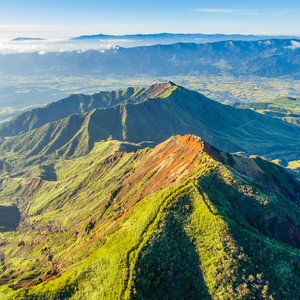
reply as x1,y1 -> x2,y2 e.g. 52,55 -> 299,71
72,33 -> 295,41
0,135 -> 300,299
1,82 -> 299,169
0,82 -> 178,137
1,39 -> 300,78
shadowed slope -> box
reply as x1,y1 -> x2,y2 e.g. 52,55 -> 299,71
0,205 -> 20,232
0,82 -> 178,137
130,196 -> 211,300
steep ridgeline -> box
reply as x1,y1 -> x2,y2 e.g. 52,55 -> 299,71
1,39 -> 300,78
0,82 -> 177,137
1,82 -> 300,172
0,135 -> 300,299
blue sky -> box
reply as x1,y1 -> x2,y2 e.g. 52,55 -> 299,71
0,0 -> 299,38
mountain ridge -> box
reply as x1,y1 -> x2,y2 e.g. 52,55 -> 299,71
11,37 -> 46,41
71,32 -> 297,41
0,82 -> 177,137
1,39 -> 300,78
1,134 -> 300,298
1,82 -> 300,173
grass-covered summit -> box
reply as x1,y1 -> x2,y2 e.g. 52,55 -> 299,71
0,135 -> 300,299
0,82 -> 177,137
1,82 -> 300,173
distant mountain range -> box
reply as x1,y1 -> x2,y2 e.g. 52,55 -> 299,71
11,37 -> 46,41
1,39 -> 300,78
71,32 -> 297,42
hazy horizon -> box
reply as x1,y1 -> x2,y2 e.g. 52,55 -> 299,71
1,0 -> 300,40
0,32 -> 299,54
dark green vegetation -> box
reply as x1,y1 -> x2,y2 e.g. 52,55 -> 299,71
1,82 -> 300,173
234,97 -> 300,126
0,135 -> 300,299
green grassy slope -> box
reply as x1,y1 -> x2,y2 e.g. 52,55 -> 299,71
1,83 -> 300,173
0,135 -> 300,299
234,97 -> 300,126
0,82 -> 178,137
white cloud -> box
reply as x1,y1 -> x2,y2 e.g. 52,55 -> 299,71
188,8 -> 259,16
0,40 -> 122,54
0,42 -> 47,53
286,40 -> 300,50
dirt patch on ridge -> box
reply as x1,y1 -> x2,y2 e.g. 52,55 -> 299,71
117,135 -> 204,209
